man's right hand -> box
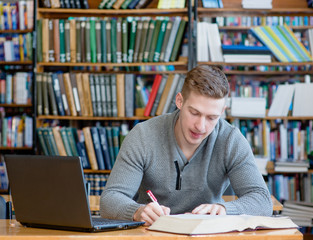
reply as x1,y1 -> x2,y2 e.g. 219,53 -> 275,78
133,202 -> 170,226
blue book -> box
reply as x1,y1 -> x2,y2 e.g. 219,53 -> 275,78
76,141 -> 91,169
52,73 -> 65,116
111,126 -> 120,160
90,127 -> 106,170
98,127 -> 112,170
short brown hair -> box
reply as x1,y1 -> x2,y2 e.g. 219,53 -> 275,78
181,65 -> 229,100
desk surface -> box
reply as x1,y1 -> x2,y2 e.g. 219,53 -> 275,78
0,220 -> 302,240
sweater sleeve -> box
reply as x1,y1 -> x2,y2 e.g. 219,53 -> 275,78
221,128 -> 273,216
99,126 -> 147,220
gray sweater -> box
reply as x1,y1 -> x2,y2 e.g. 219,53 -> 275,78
100,110 -> 273,220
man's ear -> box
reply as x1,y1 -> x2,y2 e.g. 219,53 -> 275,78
176,92 -> 183,109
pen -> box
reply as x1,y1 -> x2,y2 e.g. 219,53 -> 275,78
146,190 -> 160,206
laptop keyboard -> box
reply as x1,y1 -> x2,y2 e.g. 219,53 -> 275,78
92,217 -> 129,225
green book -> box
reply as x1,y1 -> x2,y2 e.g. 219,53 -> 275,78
42,73 -> 49,115
169,19 -> 186,62
153,19 -> 168,62
42,128 -> 54,155
122,18 -> 128,63
47,128 -> 59,156
132,19 -> 141,62
47,73 -> 58,116
85,20 -> 91,62
127,18 -> 136,63
106,18 -> 112,63
101,19 -> 107,63
75,20 -> 81,62
64,19 -> 71,62
111,18 -> 117,63
148,19 -> 162,62
138,18 -> 150,62
37,128 -> 49,155
89,18 -> 97,63
143,19 -> 156,62
121,0 -> 132,9
36,19 -> 43,63
59,127 -> 73,156
116,17 -> 122,63
95,20 -> 102,63
159,20 -> 172,62
98,0 -> 110,8
36,73 -> 43,116
66,127 -> 79,156
106,0 -> 117,9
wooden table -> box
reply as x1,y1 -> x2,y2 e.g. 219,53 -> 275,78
0,220 -> 303,240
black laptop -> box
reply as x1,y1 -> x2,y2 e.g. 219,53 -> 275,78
4,155 -> 144,232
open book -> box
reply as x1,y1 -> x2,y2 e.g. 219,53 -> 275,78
148,214 -> 298,235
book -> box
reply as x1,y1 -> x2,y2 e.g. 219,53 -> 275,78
231,97 -> 266,118
63,73 -> 77,116
169,19 -> 186,62
82,73 -> 93,116
82,127 -> 99,170
125,74 -> 135,117
156,74 -> 174,115
144,74 -> 162,116
148,214 -> 297,235
116,74 -> 125,117
96,20 -> 102,62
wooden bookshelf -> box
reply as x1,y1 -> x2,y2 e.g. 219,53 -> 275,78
0,29 -> 33,34
37,7 -> 188,17
0,104 -> 32,108
0,61 -> 32,65
199,61 -> 313,67
37,115 -> 151,121
224,70 -> 313,75
37,59 -> 188,67
0,147 -> 33,151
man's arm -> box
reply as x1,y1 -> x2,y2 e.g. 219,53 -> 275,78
221,128 -> 273,216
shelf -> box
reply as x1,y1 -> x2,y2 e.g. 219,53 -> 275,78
224,70 -> 313,75
0,29 -> 33,34
70,70 -> 188,75
226,115 -> 313,121
199,61 -> 313,66
0,104 -> 32,108
0,147 -> 33,150
37,115 -> 151,121
37,7 -> 188,16
83,169 -> 111,174
218,26 -> 313,31
0,61 -> 33,65
37,60 -> 187,67
198,7 -> 313,16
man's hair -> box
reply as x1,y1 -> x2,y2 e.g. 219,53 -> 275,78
181,65 -> 229,100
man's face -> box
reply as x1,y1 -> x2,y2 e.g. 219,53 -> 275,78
175,91 -> 226,148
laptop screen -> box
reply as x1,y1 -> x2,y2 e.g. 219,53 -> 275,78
4,155 -> 94,229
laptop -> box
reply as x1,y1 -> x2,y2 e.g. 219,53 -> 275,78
4,155 -> 144,232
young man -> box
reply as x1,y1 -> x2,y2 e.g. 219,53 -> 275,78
100,65 -> 272,225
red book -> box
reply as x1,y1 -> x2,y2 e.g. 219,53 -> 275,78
144,74 -> 162,117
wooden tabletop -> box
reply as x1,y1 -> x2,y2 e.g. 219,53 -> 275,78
0,220 -> 302,240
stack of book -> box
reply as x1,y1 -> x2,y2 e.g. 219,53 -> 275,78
242,0 -> 272,9
98,0 -> 152,9
267,160 -> 310,173
40,0 -> 89,9
251,25 -> 312,62
197,22 -> 223,62
157,0 -> 186,9
201,0 -> 223,8
222,45 -> 272,63
281,201 -> 313,227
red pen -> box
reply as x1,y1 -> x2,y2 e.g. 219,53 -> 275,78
146,190 -> 160,206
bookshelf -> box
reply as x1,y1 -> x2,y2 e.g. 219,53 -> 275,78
35,0 -> 192,188
0,0 -> 36,154
197,0 -> 313,235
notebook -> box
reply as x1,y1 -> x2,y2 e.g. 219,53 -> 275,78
4,155 -> 144,232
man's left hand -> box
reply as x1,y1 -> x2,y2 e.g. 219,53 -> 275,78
191,204 -> 226,215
